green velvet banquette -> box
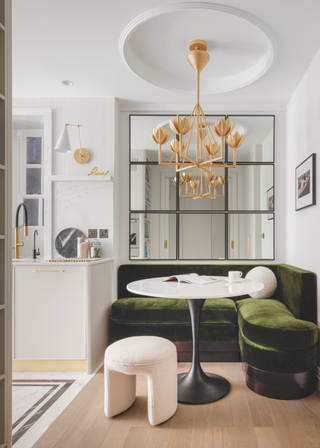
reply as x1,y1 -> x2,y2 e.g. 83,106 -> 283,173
110,263 -> 318,399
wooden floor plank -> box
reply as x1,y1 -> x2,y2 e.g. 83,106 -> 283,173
99,421 -> 131,448
145,427 -> 171,448
212,428 -> 235,448
255,427 -> 283,448
231,381 -> 255,427
247,388 -> 274,427
166,428 -> 193,448
32,425 -> 69,448
122,427 -> 151,448
76,407 -> 113,448
31,363 -> 320,448
273,426 -> 308,448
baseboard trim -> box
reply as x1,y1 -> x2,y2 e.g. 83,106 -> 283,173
13,360 -> 87,372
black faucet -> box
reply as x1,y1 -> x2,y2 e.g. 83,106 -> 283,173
33,230 -> 40,259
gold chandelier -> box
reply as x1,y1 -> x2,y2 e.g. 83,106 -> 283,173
150,40 -> 245,199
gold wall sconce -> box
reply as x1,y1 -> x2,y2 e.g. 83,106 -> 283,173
54,124 -> 90,164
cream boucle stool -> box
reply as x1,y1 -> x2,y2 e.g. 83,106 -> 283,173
104,336 -> 177,426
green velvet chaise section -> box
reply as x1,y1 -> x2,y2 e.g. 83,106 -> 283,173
110,297 -> 238,343
236,298 -> 318,350
239,330 -> 318,374
276,264 -> 317,324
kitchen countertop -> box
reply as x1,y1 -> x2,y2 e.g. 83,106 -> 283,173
12,258 -> 113,266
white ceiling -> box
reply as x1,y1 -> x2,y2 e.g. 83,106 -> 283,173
12,0 -> 320,108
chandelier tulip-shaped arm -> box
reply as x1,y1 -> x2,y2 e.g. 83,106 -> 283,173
149,40 -> 246,199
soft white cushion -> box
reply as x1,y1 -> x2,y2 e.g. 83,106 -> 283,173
245,267 -> 277,299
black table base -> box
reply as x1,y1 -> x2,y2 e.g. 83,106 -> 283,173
178,298 -> 230,405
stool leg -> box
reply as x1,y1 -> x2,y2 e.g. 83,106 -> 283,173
104,367 -> 136,418
146,355 -> 178,426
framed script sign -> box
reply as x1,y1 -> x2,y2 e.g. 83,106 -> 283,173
295,154 -> 316,211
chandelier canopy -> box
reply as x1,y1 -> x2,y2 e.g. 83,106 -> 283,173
150,40 -> 245,199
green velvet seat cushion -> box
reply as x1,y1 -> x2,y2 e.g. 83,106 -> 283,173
239,329 -> 318,374
111,297 -> 237,325
236,298 -> 318,350
110,321 -> 239,344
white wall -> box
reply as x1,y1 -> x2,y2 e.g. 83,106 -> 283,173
286,48 -> 320,328
12,98 -> 115,259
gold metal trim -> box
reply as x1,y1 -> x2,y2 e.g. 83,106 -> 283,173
13,360 -> 87,372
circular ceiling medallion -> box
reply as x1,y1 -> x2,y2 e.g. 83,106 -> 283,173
119,3 -> 278,94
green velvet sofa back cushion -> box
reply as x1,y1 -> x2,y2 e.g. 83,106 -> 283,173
276,264 -> 317,324
118,264 -> 278,301
117,263 -> 317,324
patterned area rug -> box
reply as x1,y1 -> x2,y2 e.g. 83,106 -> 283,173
12,379 -> 74,445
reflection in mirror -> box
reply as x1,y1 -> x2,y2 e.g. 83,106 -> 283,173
130,213 -> 176,260
227,116 -> 274,162
180,166 -> 226,211
130,164 -> 176,211
130,115 -> 225,163
228,214 -> 273,260
228,165 -> 273,210
179,214 -> 225,260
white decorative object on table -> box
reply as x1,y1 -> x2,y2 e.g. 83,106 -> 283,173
104,336 -> 177,426
245,267 -> 277,299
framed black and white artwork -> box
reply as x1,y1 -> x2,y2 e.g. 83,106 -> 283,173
295,154 -> 316,211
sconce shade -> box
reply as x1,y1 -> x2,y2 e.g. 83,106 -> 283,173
54,126 -> 72,153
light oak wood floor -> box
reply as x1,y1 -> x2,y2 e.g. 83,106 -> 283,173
33,363 -> 320,448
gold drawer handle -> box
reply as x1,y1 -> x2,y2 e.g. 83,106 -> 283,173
32,270 -> 65,273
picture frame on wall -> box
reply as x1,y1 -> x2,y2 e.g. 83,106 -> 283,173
267,186 -> 274,220
295,154 -> 316,211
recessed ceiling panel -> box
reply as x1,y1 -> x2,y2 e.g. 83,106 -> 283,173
120,3 -> 277,94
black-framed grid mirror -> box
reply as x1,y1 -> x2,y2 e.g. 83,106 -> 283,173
129,114 -> 275,261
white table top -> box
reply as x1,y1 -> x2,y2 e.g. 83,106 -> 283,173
127,276 -> 264,299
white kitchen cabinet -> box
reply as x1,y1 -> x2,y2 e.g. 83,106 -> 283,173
13,258 -> 113,373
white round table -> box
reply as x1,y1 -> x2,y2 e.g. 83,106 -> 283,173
127,276 -> 264,405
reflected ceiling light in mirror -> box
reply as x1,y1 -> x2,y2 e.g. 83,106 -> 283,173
150,40 -> 245,199
54,124 -> 90,164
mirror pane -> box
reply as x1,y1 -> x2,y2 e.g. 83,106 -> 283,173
130,164 -> 177,211
179,214 -> 225,260
130,213 -> 176,260
179,166 -> 226,211
228,165 -> 273,210
131,115 -> 225,163
228,214 -> 274,260
227,116 -> 274,162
